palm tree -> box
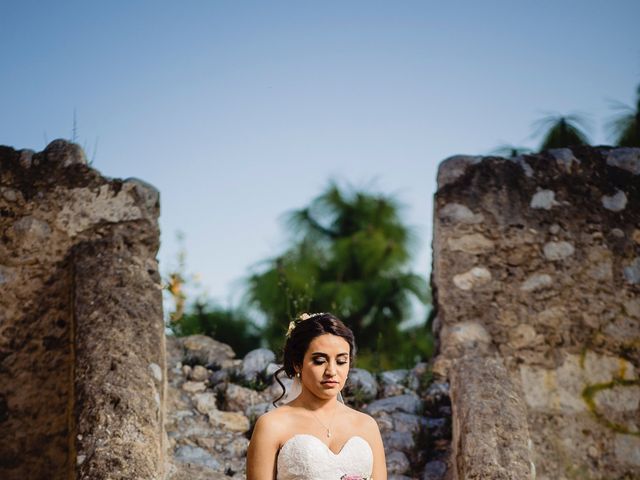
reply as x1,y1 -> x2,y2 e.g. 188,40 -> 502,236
607,83 -> 640,147
247,182 -> 430,368
533,113 -> 590,151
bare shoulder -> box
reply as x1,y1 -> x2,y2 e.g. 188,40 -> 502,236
340,404 -> 380,433
252,405 -> 302,445
254,405 -> 294,433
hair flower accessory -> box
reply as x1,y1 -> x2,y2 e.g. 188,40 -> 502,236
286,320 -> 296,338
285,312 -> 328,338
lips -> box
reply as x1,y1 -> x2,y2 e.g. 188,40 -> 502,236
321,381 -> 339,387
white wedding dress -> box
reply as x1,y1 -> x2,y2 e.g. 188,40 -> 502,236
276,434 -> 373,480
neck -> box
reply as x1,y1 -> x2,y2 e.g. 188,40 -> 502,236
295,389 -> 339,412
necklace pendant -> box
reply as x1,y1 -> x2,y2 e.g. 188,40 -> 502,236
327,430 -> 331,438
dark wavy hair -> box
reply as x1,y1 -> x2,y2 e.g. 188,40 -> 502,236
273,313 -> 356,406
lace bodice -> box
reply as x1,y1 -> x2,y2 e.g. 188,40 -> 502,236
276,434 -> 373,480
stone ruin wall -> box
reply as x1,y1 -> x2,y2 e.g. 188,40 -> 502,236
0,141 -> 166,480
431,146 -> 640,479
3,139 -> 639,480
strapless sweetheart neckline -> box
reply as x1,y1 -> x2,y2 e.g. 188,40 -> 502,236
276,433 -> 373,480
280,434 -> 369,456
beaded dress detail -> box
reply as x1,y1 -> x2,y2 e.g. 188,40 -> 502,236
276,434 -> 373,480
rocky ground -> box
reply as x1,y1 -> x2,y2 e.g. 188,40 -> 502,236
164,334 -> 452,480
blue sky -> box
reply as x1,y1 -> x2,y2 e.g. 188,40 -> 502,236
2,1 -> 639,319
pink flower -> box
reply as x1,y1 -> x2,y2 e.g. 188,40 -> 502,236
341,475 -> 366,480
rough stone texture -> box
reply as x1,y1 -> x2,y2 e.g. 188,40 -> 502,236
0,141 -> 164,479
165,334 -> 451,480
433,146 -> 640,479
450,357 -> 533,479
165,335 -> 252,480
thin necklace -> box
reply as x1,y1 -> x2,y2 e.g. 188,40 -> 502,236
309,406 -> 338,438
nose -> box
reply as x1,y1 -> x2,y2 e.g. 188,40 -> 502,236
325,361 -> 337,377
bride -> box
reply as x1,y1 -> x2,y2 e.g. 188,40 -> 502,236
246,312 -> 387,480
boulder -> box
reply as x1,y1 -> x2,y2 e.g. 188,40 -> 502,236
343,368 -> 378,403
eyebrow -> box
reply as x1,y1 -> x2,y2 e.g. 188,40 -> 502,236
311,352 -> 349,357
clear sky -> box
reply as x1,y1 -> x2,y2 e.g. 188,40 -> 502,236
2,1 -> 639,319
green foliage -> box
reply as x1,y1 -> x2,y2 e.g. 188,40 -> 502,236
356,324 -> 434,371
607,83 -> 640,147
534,114 -> 590,150
247,182 -> 431,368
170,302 -> 262,357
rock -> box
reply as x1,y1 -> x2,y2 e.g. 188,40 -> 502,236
439,203 -> 484,224
602,190 -> 628,212
373,411 -> 394,433
452,266 -> 492,290
190,365 -> 210,382
365,394 -> 422,416
224,436 -> 249,457
246,402 -> 272,419
550,148 -> 580,172
265,362 -> 282,379
380,369 -> 409,396
543,241 -> 575,261
422,460 -> 448,480
380,369 -> 409,386
1,187 -> 18,202
208,410 -> 250,433
614,434 -> 640,466
508,155 -> 534,177
210,369 -> 230,385
623,299 -> 640,318
447,234 -> 494,254
440,321 -> 492,357
437,155 -> 483,187
509,324 -> 538,349
173,445 -> 222,470
148,362 -> 162,382
223,383 -> 265,414
423,382 -> 450,409
606,147 -> 640,175
426,417 -> 449,439
182,335 -> 235,367
386,450 -> 411,475
10,216 -> 51,251
19,149 -> 34,168
623,257 -> 640,284
344,368 -> 378,403
43,139 -> 87,166
519,351 -> 637,413
241,348 -> 276,382
520,273 -> 553,292
530,190 -> 559,209
392,412 -> 425,434
193,393 -> 219,416
587,259 -> 613,281
0,266 -> 14,285
167,462 -> 228,480
407,362 -> 430,393
382,431 -> 415,455
123,177 -> 160,211
182,381 -> 207,393
450,356 -> 533,479
603,316 -> 638,342
264,374 -> 296,405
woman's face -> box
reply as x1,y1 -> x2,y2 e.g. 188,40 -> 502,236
297,333 -> 350,400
